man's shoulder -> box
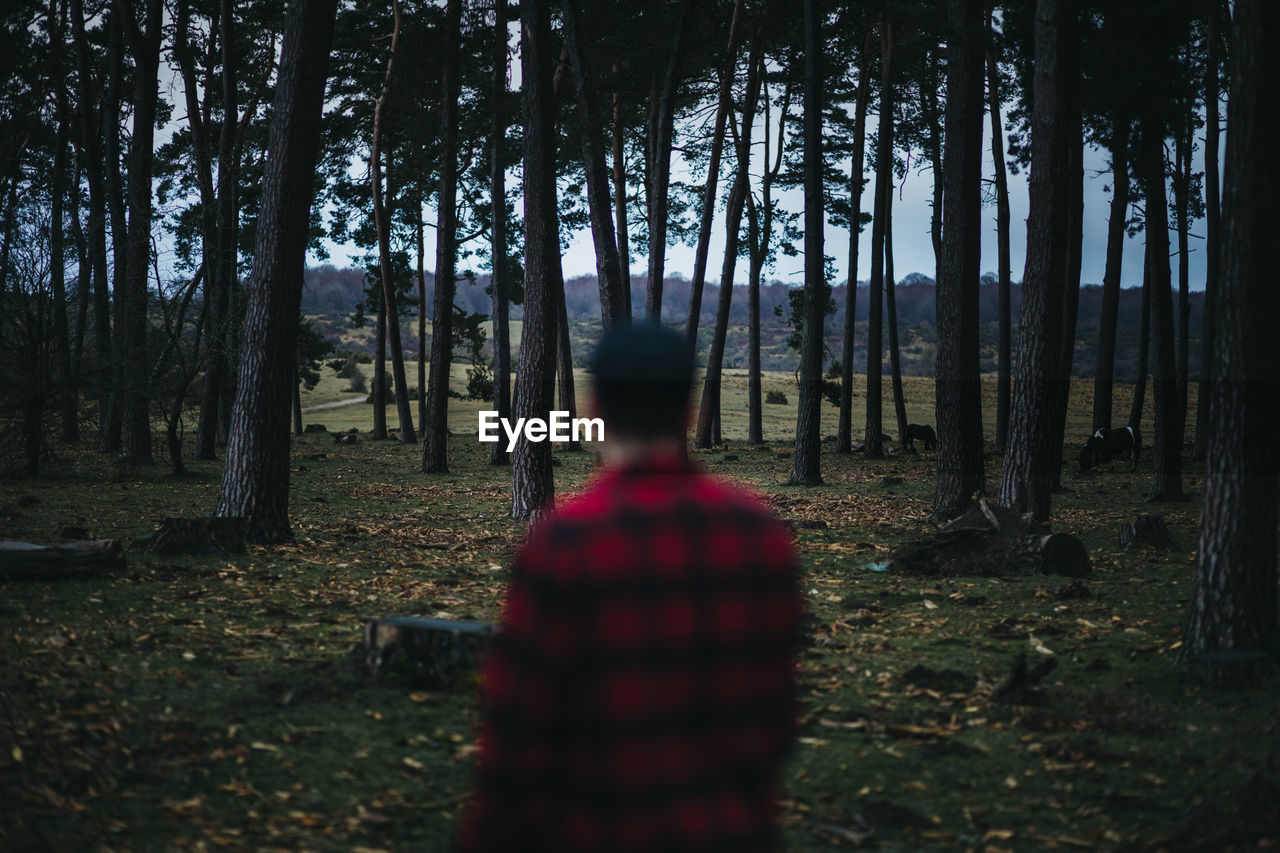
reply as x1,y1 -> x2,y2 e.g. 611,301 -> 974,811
551,467 -> 783,530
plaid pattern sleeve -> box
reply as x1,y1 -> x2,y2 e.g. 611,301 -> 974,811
457,457 -> 801,853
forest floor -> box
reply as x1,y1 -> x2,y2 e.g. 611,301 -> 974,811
2,373 -> 1277,852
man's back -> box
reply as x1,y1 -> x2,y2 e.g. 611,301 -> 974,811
458,457 -> 800,852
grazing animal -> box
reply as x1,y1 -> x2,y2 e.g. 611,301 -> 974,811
903,423 -> 937,451
1079,425 -> 1140,472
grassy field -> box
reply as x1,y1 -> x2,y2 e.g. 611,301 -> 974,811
2,373 -> 1275,852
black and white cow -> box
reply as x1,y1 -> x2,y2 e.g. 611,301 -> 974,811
1079,425 -> 1140,472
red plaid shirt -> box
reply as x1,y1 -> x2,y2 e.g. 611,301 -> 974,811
457,455 -> 801,852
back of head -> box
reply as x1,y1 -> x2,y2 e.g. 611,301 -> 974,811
590,324 -> 693,441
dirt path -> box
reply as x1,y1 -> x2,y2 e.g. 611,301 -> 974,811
300,395 -> 366,413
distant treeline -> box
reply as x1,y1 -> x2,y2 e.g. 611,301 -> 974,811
302,264 -> 1202,381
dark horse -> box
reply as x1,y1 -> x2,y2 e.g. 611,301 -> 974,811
1079,425 -> 1140,472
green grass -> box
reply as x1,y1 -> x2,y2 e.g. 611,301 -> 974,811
1,374 -> 1274,852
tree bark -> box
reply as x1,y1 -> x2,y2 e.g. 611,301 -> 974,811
101,6 -> 127,453
838,35 -> 873,454
371,0 -> 416,444
1128,255 -> 1151,432
1174,110 -> 1192,413
864,16 -> 894,460
511,0 -> 559,520
1092,112 -> 1129,433
487,2 -> 512,465
643,0 -> 695,323
932,0 -> 986,521
48,0 -> 78,443
1048,98 -> 1083,493
70,0 -> 112,447
695,36 -> 762,450
920,53 -> 944,288
1140,120 -> 1184,503
373,279 -> 387,439
214,0 -> 338,544
1183,0 -> 1280,673
417,177 -> 428,433
116,0 -> 164,464
684,0 -> 745,348
987,42 -> 1013,451
423,0 -> 462,471
561,0 -> 626,329
884,180 -> 908,446
999,0 -> 1072,523
788,0 -> 824,485
1194,11 -> 1220,461
611,65 -> 631,318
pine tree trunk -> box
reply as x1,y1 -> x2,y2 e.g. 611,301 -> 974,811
999,0 -> 1072,523
373,284 -> 387,439
838,38 -> 872,455
511,0 -> 559,520
864,17 -> 894,460
293,375 -> 303,436
1141,121 -> 1185,503
48,0 -> 78,443
102,8 -> 127,453
611,67 -> 631,318
371,2 -> 416,445
1048,104 -> 1083,493
987,45 -> 1013,451
1129,256 -> 1151,432
921,53 -> 944,288
118,0 -> 164,465
695,39 -> 762,450
555,267 -> 578,450
643,0 -> 694,323
70,0 -> 112,447
214,0 -> 338,544
932,0 -> 985,521
684,0 -> 745,347
788,0 -> 824,486
1092,113 -> 1129,434
1183,0 -> 1279,673
747,197 -> 763,444
423,0 -> 461,471
884,183 -> 907,445
1195,12 -> 1220,461
417,179 -> 429,434
1174,115 -> 1192,413
487,2 -> 511,465
560,0 -> 626,329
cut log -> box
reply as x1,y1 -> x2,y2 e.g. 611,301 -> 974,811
1118,514 -> 1176,550
359,616 -> 495,686
144,518 -> 246,555
0,539 -> 125,581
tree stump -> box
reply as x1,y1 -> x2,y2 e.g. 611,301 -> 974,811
0,539 -> 125,580
359,616 -> 495,686
1118,514 -> 1176,550
144,518 -> 246,555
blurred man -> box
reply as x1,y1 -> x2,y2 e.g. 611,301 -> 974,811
458,324 -> 801,852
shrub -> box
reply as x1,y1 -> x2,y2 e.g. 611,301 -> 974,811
766,390 -> 788,405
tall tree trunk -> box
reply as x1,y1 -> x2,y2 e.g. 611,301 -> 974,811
70,0 -> 112,447
48,0 -> 78,443
788,0 -> 824,485
932,0 -> 986,521
1183,0 -> 1279,672
884,180 -> 907,445
920,53 -> 944,287
611,65 -> 631,317
1141,120 -> 1185,502
555,268 -> 578,449
1092,112 -> 1129,433
838,36 -> 873,454
371,0 -> 416,444
561,0 -> 626,329
417,178 -> 428,433
512,0 -> 559,520
999,0 -> 1072,523
373,284 -> 387,438
1048,99 -> 1083,492
1174,111 -> 1192,413
987,43 -> 1013,451
695,36 -> 762,450
423,0 -> 461,471
684,0 -> 745,347
643,0 -> 695,322
214,0 -> 338,543
487,2 -> 511,465
1129,256 -> 1151,432
1195,11 -> 1220,460
864,16 -> 894,460
102,7 -> 128,453
292,373 -> 303,436
117,0 -> 164,465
